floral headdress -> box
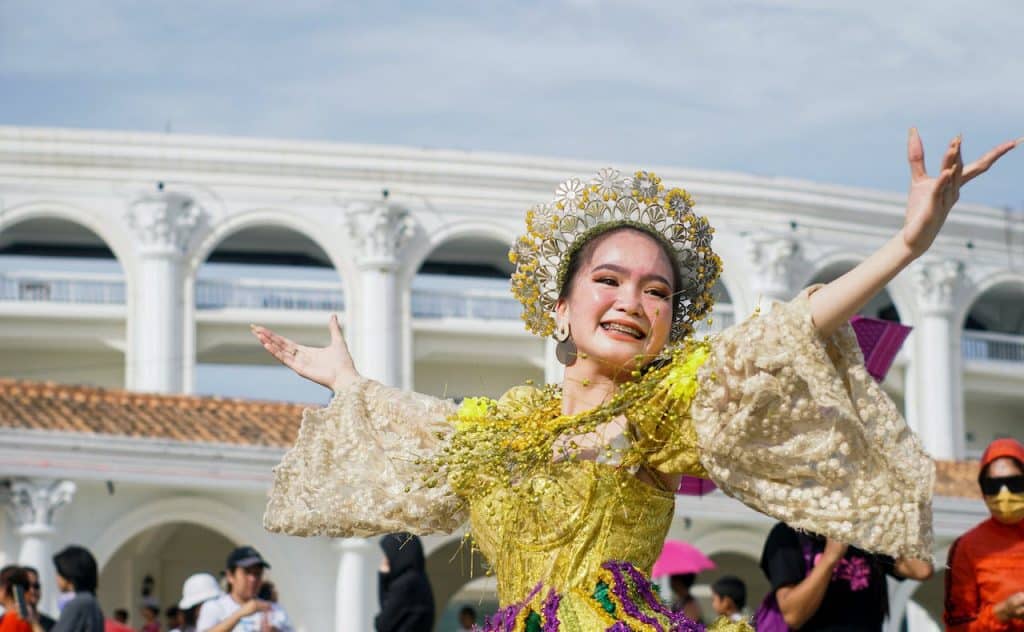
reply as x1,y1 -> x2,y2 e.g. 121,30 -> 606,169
509,168 -> 721,342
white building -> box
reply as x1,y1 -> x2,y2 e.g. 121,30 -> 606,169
0,126 -> 1021,631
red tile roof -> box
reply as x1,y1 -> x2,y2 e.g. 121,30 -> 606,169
0,379 -> 988,499
0,378 -> 311,448
935,460 -> 981,500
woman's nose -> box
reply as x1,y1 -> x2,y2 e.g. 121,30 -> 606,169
614,289 -> 644,316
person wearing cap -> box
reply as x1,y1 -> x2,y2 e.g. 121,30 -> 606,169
944,438 -> 1024,630
196,547 -> 293,632
175,574 -> 222,632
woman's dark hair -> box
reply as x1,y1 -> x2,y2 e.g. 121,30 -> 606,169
558,226 -> 682,319
53,545 -> 99,593
1,565 -> 30,597
669,573 -> 696,589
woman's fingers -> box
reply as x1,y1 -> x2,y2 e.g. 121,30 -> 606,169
250,325 -> 300,366
907,127 -> 927,181
951,146 -> 964,198
962,139 -> 1018,184
328,313 -> 348,353
939,136 -> 960,174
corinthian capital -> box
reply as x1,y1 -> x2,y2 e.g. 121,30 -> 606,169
4,479 -> 76,530
914,259 -> 964,316
346,201 -> 415,269
746,234 -> 802,301
127,188 -> 207,256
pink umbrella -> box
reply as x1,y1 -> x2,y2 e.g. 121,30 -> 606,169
651,540 -> 716,578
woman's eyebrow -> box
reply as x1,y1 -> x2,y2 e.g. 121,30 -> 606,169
591,263 -> 671,288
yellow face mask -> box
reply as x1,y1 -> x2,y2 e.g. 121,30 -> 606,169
984,488 -> 1024,524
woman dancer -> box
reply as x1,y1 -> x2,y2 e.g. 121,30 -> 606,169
254,131 -> 1016,631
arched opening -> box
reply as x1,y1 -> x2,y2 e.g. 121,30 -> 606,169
412,234 -> 543,399
425,538 -> 496,631
97,522 -> 237,627
961,280 -> 1024,455
0,217 -> 127,387
193,225 -> 342,403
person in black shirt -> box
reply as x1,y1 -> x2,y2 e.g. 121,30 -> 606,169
760,523 -> 933,631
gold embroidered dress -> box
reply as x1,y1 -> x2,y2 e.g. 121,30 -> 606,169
264,292 -> 934,632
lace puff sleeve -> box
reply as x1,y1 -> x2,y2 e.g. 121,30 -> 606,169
263,378 -> 467,538
691,290 -> 935,560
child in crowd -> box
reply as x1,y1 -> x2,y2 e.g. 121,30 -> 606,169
711,576 -> 747,624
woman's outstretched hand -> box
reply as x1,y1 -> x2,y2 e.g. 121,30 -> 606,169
902,129 -> 1018,258
250,314 -> 359,392
807,129 -> 1018,337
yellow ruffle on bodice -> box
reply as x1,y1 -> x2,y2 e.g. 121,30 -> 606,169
467,459 -> 675,607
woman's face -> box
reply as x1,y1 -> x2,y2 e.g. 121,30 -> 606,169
557,229 -> 675,376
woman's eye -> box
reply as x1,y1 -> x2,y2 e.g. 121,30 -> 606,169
646,288 -> 670,299
596,277 -> 618,286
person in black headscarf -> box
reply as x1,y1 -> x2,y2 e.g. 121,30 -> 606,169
375,533 -> 434,632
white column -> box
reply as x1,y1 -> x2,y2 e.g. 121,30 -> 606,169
745,234 -> 802,310
912,259 -> 965,459
346,200 -> 414,387
333,538 -> 379,632
126,188 -> 207,393
5,479 -> 76,616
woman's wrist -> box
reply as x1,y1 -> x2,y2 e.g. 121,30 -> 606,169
332,372 -> 361,393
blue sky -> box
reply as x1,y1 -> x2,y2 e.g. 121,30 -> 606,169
1,0 -> 1022,207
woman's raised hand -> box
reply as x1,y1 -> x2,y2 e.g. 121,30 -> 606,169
250,314 -> 359,392
902,129 -> 1018,258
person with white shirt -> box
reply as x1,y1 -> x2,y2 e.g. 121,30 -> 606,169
196,547 -> 293,632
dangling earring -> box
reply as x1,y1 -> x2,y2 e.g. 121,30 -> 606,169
554,319 -> 577,366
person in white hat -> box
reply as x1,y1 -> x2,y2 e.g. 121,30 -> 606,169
175,574 -> 222,632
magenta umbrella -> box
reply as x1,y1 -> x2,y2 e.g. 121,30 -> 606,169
849,315 -> 912,382
651,540 -> 716,578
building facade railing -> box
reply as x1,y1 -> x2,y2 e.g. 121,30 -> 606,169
3,271 -> 1022,365
963,330 -> 1024,364
195,279 -> 346,312
410,288 -> 520,320
0,272 -> 126,305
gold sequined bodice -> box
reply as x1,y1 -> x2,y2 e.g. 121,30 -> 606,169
468,459 -> 676,605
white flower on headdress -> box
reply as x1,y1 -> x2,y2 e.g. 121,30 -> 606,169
632,172 -> 660,199
555,178 -> 585,209
527,203 -> 557,238
591,168 -> 623,198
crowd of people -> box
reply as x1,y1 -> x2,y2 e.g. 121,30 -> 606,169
0,436 -> 1020,630
0,545 -> 292,632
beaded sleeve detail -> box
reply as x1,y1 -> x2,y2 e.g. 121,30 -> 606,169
691,290 -> 935,559
263,378 -> 466,538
